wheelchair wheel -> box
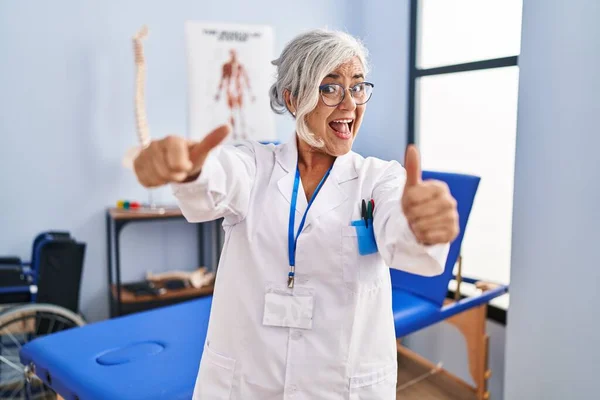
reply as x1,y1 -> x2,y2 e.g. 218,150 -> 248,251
0,304 -> 85,399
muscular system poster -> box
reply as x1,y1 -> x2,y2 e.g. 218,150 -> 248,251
185,21 -> 277,144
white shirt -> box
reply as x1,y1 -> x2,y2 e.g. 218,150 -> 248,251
172,136 -> 448,400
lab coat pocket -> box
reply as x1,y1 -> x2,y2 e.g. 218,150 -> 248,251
342,224 -> 383,291
350,220 -> 378,255
348,362 -> 397,400
195,342 -> 236,399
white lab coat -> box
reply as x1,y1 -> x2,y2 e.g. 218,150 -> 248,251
172,136 -> 449,400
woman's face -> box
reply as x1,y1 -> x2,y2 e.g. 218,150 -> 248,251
305,57 -> 367,157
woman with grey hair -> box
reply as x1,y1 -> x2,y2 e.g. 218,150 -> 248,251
134,29 -> 458,399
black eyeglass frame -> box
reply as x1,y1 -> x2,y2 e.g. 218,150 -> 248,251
318,82 -> 375,107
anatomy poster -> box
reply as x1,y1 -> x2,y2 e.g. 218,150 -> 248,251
185,21 -> 276,144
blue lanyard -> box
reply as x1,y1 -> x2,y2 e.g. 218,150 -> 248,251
287,164 -> 332,288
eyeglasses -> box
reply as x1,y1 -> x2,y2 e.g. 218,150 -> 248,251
318,82 -> 374,107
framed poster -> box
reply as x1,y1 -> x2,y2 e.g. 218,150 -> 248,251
185,21 -> 276,143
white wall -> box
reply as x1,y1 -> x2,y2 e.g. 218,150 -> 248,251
504,1 -> 600,398
349,0 -> 411,162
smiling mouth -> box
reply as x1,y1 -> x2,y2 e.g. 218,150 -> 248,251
328,119 -> 354,139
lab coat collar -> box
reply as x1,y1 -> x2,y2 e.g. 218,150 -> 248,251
275,134 -> 357,227
275,134 -> 358,183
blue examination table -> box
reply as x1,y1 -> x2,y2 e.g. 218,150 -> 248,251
20,298 -> 212,400
19,171 -> 508,400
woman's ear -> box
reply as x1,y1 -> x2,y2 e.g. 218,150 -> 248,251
283,89 -> 296,116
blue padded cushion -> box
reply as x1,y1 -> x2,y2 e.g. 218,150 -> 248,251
20,297 -> 212,400
392,288 -> 440,338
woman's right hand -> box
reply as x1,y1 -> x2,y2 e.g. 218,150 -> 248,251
133,124 -> 230,188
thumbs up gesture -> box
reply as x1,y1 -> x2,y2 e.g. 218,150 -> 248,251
401,145 -> 459,245
133,124 -> 231,188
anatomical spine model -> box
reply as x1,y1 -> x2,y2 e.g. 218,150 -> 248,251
123,25 -> 151,169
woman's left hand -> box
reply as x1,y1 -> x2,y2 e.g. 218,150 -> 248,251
401,145 -> 460,245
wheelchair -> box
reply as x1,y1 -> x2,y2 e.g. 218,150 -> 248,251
0,231 -> 86,399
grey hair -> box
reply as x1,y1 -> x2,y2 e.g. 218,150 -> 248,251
269,29 -> 370,148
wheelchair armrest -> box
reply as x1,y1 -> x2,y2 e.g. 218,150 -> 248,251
0,286 -> 32,295
0,257 -> 23,266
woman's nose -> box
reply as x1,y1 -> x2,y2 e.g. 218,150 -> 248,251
339,89 -> 357,111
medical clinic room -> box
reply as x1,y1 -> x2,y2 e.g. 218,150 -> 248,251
1,0 -> 598,399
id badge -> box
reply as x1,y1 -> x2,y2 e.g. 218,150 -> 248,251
262,285 -> 314,330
